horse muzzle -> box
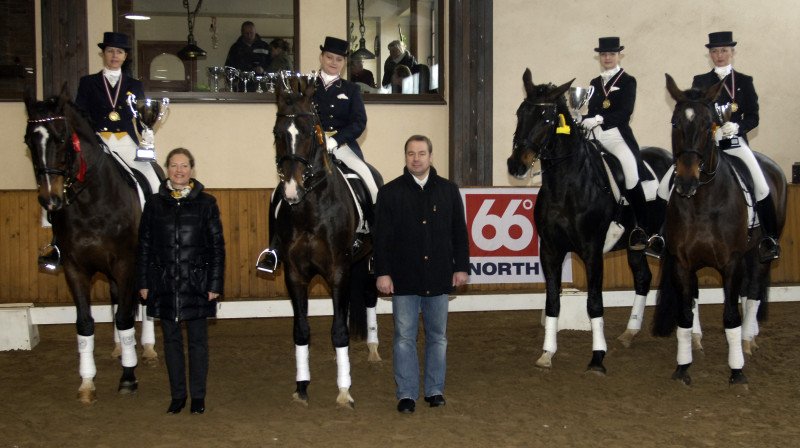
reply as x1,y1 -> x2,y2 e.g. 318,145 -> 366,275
673,175 -> 699,198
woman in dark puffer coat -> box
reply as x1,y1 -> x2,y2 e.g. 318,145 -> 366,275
136,147 -> 225,415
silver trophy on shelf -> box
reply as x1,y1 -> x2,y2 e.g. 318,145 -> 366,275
127,93 -> 169,162
224,66 -> 240,92
240,71 -> 256,92
714,102 -> 740,149
207,66 -> 225,92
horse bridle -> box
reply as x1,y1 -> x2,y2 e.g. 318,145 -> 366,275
514,100 -> 580,175
26,115 -> 95,205
672,99 -> 720,185
274,110 -> 330,198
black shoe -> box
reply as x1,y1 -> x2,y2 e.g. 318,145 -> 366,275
424,395 -> 446,407
758,236 -> 780,263
167,398 -> 186,414
190,398 -> 205,414
397,398 -> 415,413
628,227 -> 647,251
645,234 -> 665,259
256,248 -> 280,273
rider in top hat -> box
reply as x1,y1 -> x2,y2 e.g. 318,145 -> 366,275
257,36 -> 379,273
75,32 -> 161,200
581,36 -> 649,251
692,31 -> 779,262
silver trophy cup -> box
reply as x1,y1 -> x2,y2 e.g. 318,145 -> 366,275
208,66 -> 225,92
714,103 -> 739,149
127,94 -> 170,162
567,85 -> 594,112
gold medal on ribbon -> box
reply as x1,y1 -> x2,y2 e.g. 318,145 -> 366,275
730,102 -> 739,113
602,99 -> 610,109
109,111 -> 121,121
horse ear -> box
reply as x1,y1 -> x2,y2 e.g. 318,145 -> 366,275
665,74 -> 685,102
548,78 -> 574,102
704,78 -> 726,104
57,82 -> 71,111
522,68 -> 535,96
303,77 -> 316,100
23,86 -> 35,112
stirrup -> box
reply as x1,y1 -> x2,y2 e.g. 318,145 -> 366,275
367,255 -> 375,275
757,237 -> 780,263
645,234 -> 665,259
256,248 -> 280,273
628,227 -> 647,251
38,243 -> 61,270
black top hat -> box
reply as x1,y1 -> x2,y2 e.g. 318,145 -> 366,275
705,31 -> 737,48
319,36 -> 349,57
594,37 -> 624,52
97,32 -> 131,51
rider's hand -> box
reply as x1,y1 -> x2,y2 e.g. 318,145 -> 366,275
720,121 -> 739,137
581,115 -> 603,130
325,135 -> 339,152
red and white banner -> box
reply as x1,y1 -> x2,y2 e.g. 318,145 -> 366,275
460,187 -> 572,284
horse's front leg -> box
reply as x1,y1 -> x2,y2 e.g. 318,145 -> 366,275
287,273 -> 312,406
537,246 -> 565,370
722,257 -> 748,391
65,266 -> 98,403
330,267 -> 354,409
111,275 -> 139,395
671,260 -> 697,386
584,249 -> 607,375
618,249 -> 652,348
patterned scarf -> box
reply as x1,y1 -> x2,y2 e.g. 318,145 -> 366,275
167,180 -> 194,199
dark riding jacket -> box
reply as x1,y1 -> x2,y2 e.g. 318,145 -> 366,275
373,167 -> 470,296
75,72 -> 145,143
313,76 -> 367,159
586,70 -> 641,154
693,70 -> 759,142
136,179 -> 225,321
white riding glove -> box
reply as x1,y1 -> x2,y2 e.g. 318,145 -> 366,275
325,134 -> 339,153
720,121 -> 739,137
581,115 -> 603,130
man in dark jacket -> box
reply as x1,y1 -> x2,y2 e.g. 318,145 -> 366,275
225,21 -> 271,90
374,135 -> 470,414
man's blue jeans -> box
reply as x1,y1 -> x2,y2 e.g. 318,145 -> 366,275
392,293 -> 448,400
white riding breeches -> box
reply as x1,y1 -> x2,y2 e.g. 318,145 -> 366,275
714,129 -> 769,201
333,144 -> 379,203
100,133 -> 162,208
593,127 -> 639,190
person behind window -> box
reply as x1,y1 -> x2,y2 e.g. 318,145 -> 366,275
381,40 -> 418,88
266,38 -> 293,73
390,64 -> 413,93
349,58 -> 376,89
225,21 -> 271,90
137,147 -> 225,416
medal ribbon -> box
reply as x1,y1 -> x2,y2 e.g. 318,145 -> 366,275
602,68 -> 625,103
722,70 -> 736,104
103,76 -> 122,115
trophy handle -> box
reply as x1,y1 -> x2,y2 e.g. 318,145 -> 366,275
126,93 -> 145,143
585,85 -> 594,103
151,98 -> 170,134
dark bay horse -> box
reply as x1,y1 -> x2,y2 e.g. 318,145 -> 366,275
507,69 -> 672,374
652,75 -> 786,388
23,86 -> 148,402
268,75 -> 382,408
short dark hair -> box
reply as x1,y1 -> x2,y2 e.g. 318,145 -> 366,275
165,147 -> 195,168
241,21 -> 255,32
270,38 -> 290,52
404,135 -> 432,153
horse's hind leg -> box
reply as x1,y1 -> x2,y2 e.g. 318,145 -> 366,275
66,268 -> 98,403
618,250 -> 652,347
111,277 -> 139,395
722,261 -> 749,392
585,251 -> 607,375
331,276 -> 354,409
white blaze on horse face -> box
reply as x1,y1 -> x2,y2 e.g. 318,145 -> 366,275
284,177 -> 300,202
33,125 -> 53,193
684,107 -> 696,122
287,121 -> 300,154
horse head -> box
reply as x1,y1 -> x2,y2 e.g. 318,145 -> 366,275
23,83 -> 88,211
666,73 -> 725,198
273,74 -> 325,205
507,68 -> 573,179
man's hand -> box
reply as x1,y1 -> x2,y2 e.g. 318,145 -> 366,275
452,272 -> 468,287
139,289 -> 148,301
376,275 -> 394,295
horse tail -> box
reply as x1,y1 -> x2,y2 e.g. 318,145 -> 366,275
347,256 -> 372,340
652,249 -> 679,337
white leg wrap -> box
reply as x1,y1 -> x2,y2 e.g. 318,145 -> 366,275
726,327 -> 745,369
118,327 -> 138,367
591,317 -> 607,352
77,334 -> 97,379
112,304 -> 120,343
366,307 -> 379,344
335,346 -> 351,389
543,316 -> 558,353
691,298 -> 702,335
627,294 -> 647,330
742,299 -> 760,341
740,296 -> 748,317
676,327 -> 693,365
295,344 -> 310,382
140,304 -> 156,345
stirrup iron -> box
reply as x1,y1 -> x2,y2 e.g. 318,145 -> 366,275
38,243 -> 61,270
256,248 -> 280,273
645,234 -> 665,259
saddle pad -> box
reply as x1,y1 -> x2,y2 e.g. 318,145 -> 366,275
601,157 -> 659,203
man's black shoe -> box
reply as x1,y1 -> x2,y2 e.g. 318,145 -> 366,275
424,395 -> 446,407
397,398 -> 415,413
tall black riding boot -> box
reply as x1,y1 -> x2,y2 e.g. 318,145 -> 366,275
645,197 -> 668,259
626,183 -> 648,251
756,195 -> 781,263
256,191 -> 282,273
